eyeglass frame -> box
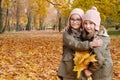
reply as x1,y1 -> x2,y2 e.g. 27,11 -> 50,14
70,18 -> 82,23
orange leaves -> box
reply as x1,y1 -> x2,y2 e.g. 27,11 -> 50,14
0,31 -> 62,80
110,36 -> 120,80
73,51 -> 97,78
0,31 -> 119,80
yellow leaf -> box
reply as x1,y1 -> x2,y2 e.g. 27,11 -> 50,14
16,74 -> 28,80
73,51 -> 97,79
88,76 -> 92,80
0,78 -> 6,80
29,72 -> 38,80
73,64 -> 86,78
73,51 -> 90,65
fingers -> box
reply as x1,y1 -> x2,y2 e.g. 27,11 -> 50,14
84,69 -> 92,77
96,39 -> 103,46
91,38 -> 103,47
98,39 -> 103,46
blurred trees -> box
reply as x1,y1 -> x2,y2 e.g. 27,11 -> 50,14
34,0 -> 49,30
72,0 -> 120,28
0,0 -> 119,33
0,0 -> 50,32
46,0 -> 71,32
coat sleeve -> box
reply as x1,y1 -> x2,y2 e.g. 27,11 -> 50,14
88,36 -> 110,72
63,31 -> 90,51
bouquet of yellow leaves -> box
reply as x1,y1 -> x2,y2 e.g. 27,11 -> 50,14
73,51 -> 97,79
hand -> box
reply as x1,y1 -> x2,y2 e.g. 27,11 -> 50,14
63,26 -> 69,31
90,38 -> 103,48
84,69 -> 92,77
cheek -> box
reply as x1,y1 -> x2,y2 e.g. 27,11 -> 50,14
78,22 -> 82,25
69,21 -> 73,27
84,25 -> 88,30
91,25 -> 95,30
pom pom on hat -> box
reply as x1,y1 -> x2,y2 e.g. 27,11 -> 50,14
83,6 -> 101,31
91,6 -> 97,10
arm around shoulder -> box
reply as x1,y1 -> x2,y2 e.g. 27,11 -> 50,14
63,31 -> 90,51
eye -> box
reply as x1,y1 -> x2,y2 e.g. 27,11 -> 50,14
84,22 -> 87,25
90,22 -> 94,24
70,18 -> 73,20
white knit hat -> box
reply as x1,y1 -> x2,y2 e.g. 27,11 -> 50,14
83,6 -> 101,31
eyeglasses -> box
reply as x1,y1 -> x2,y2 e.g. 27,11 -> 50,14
70,18 -> 81,23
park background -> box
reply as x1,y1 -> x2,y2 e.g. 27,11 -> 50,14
0,0 -> 120,80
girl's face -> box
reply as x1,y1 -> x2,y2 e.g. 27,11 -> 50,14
70,14 -> 82,30
83,20 -> 96,33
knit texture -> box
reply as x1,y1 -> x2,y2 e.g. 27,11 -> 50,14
83,7 -> 101,31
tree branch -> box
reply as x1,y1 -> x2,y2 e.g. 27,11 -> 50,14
45,0 -> 61,6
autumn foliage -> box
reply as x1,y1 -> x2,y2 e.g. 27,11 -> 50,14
0,31 -> 119,80
110,36 -> 120,80
73,51 -> 97,79
0,31 -> 62,80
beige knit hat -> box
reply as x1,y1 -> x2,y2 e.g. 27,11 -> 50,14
69,8 -> 84,19
83,6 -> 101,31
67,8 -> 84,27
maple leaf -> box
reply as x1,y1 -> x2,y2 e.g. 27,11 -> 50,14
73,51 -> 97,79
88,76 -> 92,80
73,51 -> 90,65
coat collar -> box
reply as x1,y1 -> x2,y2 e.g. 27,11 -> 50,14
71,28 -> 81,38
98,28 -> 109,37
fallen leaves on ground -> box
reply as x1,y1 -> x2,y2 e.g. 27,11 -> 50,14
0,31 -> 62,80
0,31 -> 119,80
110,36 -> 120,80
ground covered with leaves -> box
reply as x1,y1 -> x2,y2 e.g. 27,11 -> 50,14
0,31 -> 119,80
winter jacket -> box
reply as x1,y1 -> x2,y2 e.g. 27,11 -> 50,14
58,27 -> 113,80
88,28 -> 113,80
57,28 -> 90,79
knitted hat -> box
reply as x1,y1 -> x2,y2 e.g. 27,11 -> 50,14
67,8 -> 84,27
83,6 -> 101,31
69,8 -> 84,19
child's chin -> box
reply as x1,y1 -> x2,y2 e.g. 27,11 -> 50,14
87,31 -> 92,33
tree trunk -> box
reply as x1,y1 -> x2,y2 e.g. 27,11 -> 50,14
2,9 -> 10,32
58,17 -> 61,32
57,10 -> 61,32
16,0 -> 20,31
39,16 -> 44,30
26,9 -> 32,31
0,0 -> 3,33
33,15 -> 36,30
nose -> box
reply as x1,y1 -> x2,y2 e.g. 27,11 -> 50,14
86,24 -> 90,28
73,20 -> 78,24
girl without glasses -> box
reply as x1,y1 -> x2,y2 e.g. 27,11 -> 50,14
82,7 -> 113,80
